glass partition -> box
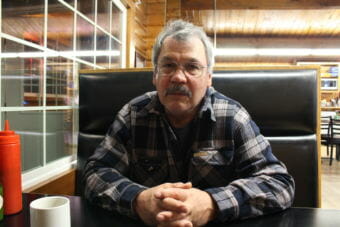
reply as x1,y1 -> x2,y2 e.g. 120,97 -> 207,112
47,2 -> 74,51
76,15 -> 95,64
0,0 -> 127,189
2,111 -> 44,171
46,109 -> 75,163
1,39 -> 44,107
2,0 -> 45,46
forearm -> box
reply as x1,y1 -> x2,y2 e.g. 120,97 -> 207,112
217,111 -> 295,222
84,162 -> 147,217
205,167 -> 295,222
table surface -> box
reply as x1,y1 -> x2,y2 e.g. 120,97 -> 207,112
1,193 -> 340,227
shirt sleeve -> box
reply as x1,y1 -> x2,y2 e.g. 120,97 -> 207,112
205,106 -> 295,222
82,104 -> 147,218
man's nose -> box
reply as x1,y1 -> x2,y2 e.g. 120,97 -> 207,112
170,67 -> 187,82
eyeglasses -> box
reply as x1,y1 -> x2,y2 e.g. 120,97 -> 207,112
156,62 -> 207,78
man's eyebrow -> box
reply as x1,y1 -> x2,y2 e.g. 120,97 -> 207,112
160,56 -> 201,63
186,58 -> 201,63
159,56 -> 175,62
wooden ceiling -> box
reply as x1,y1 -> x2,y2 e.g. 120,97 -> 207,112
187,9 -> 340,38
175,0 -> 340,37
3,0 -> 340,65
163,0 -> 340,64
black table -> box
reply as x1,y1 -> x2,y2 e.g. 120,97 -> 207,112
2,193 -> 340,227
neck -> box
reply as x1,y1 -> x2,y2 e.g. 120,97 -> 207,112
166,110 -> 197,128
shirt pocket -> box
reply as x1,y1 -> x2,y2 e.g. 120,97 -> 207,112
190,148 -> 234,187
131,157 -> 168,187
192,148 -> 233,165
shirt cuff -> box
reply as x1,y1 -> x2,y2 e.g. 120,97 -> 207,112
204,187 -> 238,222
119,183 -> 147,218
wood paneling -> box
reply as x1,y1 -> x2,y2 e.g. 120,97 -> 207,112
164,2 -> 340,47
166,0 -> 181,22
182,0 -> 340,10
146,26 -> 164,38
146,1 -> 165,13
144,0 -> 166,66
24,169 -> 76,196
216,37 -> 340,48
126,4 -> 135,68
134,0 -> 340,66
184,9 -> 340,37
124,0 -> 148,67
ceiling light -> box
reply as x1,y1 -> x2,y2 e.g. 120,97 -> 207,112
258,48 -> 311,56
214,48 -> 340,56
311,49 -> 340,56
214,48 -> 257,56
0,50 -> 121,58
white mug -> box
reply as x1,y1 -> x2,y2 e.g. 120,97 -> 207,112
30,196 -> 71,227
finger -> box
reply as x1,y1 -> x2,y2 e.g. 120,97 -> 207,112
156,208 -> 189,222
157,219 -> 193,227
180,220 -> 193,227
155,188 -> 188,201
177,220 -> 193,227
156,211 -> 174,222
156,210 -> 187,222
161,182 -> 192,189
160,197 -> 188,213
173,182 -> 192,189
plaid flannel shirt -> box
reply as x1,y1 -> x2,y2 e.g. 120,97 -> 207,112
83,86 -> 295,222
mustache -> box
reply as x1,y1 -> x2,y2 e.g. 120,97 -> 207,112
165,84 -> 192,97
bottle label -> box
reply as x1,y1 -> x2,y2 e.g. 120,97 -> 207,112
0,195 -> 2,209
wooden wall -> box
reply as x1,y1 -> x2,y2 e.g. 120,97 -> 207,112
123,0 -> 147,67
144,0 -> 166,67
24,169 -> 75,196
124,0 -> 166,67
134,1 -> 147,58
166,0 -> 181,22
124,0 -> 340,68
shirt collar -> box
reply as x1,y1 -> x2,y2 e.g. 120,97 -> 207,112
198,86 -> 217,122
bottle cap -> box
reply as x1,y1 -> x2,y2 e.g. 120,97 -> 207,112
0,120 -> 20,144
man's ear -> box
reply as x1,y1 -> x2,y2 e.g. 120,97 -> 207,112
207,73 -> 212,86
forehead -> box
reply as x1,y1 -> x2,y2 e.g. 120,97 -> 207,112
158,36 -> 207,63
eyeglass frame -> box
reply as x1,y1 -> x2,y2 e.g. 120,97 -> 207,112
155,61 -> 208,78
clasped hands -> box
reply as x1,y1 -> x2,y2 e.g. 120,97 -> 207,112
134,182 -> 216,227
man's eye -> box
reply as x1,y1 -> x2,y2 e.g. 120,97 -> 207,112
162,63 -> 176,68
186,64 -> 200,71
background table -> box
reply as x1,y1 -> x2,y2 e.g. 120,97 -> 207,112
1,193 -> 340,227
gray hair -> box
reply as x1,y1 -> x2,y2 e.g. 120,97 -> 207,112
152,20 -> 215,74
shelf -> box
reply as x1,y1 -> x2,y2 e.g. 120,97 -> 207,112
322,90 -> 338,93
320,65 -> 338,78
321,107 -> 340,111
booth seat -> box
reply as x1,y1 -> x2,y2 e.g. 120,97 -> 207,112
77,67 -> 320,208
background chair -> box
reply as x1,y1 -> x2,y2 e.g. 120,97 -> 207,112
329,118 -> 340,165
321,116 -> 332,157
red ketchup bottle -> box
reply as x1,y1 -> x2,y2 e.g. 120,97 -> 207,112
0,120 -> 22,215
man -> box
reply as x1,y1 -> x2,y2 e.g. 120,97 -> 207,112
83,20 -> 295,227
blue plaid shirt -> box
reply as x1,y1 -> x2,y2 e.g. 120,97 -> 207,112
83,87 -> 295,222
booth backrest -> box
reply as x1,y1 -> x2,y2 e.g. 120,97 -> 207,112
77,67 -> 319,208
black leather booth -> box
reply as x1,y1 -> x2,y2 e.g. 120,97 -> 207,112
77,67 -> 319,208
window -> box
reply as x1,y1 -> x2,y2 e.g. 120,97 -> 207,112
0,0 -> 127,189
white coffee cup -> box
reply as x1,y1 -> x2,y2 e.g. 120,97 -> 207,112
30,196 -> 71,227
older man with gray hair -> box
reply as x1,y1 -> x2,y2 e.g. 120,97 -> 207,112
83,20 -> 295,227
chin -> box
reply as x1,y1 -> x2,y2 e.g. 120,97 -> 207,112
166,104 -> 192,116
